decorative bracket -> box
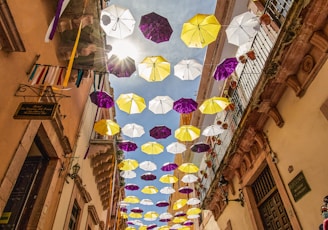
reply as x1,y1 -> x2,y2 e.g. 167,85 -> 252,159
14,84 -> 70,100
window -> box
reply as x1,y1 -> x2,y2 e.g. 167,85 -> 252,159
68,201 -> 80,230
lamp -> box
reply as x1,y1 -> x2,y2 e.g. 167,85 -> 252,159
66,163 -> 80,183
218,175 -> 244,207
218,175 -> 229,187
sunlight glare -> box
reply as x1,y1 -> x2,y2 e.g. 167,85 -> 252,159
110,40 -> 139,59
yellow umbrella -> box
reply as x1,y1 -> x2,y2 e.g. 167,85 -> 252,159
178,227 -> 191,230
198,96 -> 231,114
119,159 -> 139,171
159,174 -> 178,184
175,125 -> 200,142
141,142 -> 164,155
116,93 -> 146,114
172,216 -> 187,224
144,211 -> 159,220
173,199 -> 187,210
141,185 -> 159,194
94,119 -> 120,136
139,226 -> 147,230
181,14 -> 221,48
138,56 -> 170,82
129,212 -> 143,219
123,195 -> 140,204
158,226 -> 170,230
186,207 -> 202,216
125,227 -> 136,230
178,163 -> 199,173
121,212 -> 128,219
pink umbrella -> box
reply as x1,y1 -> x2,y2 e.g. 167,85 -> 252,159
124,184 -> 140,191
90,91 -> 114,108
118,141 -> 138,152
178,187 -> 193,194
149,125 -> 171,139
156,200 -> 170,207
173,98 -> 198,114
161,162 -> 178,171
141,172 -> 157,181
190,142 -> 210,153
213,57 -> 239,81
131,207 -> 144,213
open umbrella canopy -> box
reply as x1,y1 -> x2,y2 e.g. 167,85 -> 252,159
149,125 -> 171,139
140,199 -> 154,206
160,162 -> 178,171
118,141 -> 138,152
138,56 -> 171,82
159,212 -> 173,220
226,11 -> 260,46
172,216 -> 187,224
121,123 -> 145,138
139,12 -> 173,43
186,207 -> 201,216
144,211 -> 159,220
174,59 -> 203,81
202,124 -> 225,136
139,161 -> 157,171
124,196 -> 140,204
187,214 -> 200,219
178,187 -> 193,194
198,96 -> 231,114
159,174 -> 178,184
100,4 -> 136,39
120,170 -> 137,179
119,159 -> 139,171
190,142 -> 210,153
173,199 -> 187,210
183,220 -> 194,226
108,55 -> 136,78
173,98 -> 198,114
94,119 -> 120,136
141,173 -> 157,181
160,186 -> 176,194
89,91 -> 114,108
116,93 -> 146,114
166,142 -> 187,154
125,184 -> 140,191
181,14 -> 221,48
158,226 -> 170,230
175,125 -> 200,142
213,57 -> 239,81
181,174 -> 198,183
148,96 -> 174,114
174,211 -> 186,217
141,142 -> 164,155
129,212 -> 143,219
156,200 -> 170,207
147,224 -> 157,230
141,185 -> 159,194
187,198 -> 201,206
178,163 -> 199,173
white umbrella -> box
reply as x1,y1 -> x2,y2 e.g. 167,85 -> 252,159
174,59 -> 203,81
170,224 -> 183,229
187,214 -> 200,219
160,186 -> 176,194
100,4 -> 136,39
140,199 -> 154,206
166,142 -> 187,154
202,124 -> 225,137
181,174 -> 198,183
120,170 -> 137,179
148,96 -> 174,114
225,11 -> 260,46
159,212 -> 173,219
187,198 -> 201,205
139,161 -> 157,171
121,123 -> 145,138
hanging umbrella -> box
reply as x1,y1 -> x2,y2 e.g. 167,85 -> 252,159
225,11 -> 260,46
175,125 -> 200,142
213,57 -> 239,81
186,208 -> 201,216
141,173 -> 157,181
181,14 -> 221,48
173,199 -> 187,210
159,174 -> 178,184
160,186 -> 175,194
170,224 -> 183,230
158,226 -> 170,230
159,218 -> 171,223
173,98 -> 198,114
172,217 -> 187,224
148,96 -> 174,114
178,163 -> 199,173
161,162 -> 178,172
122,123 -> 145,138
121,212 -> 128,219
108,55 -> 136,78
159,212 -> 173,220
198,96 -> 231,114
116,93 -> 146,114
140,199 -> 154,206
174,59 -> 203,81
139,12 -> 173,43
131,207 -> 144,213
120,170 -> 137,179
125,184 -> 140,191
187,214 -> 200,219
141,185 -> 159,194
174,211 -> 186,217
129,212 -> 143,219
141,142 -> 164,155
119,159 -> 139,171
89,91 -> 114,108
121,207 -> 128,212
94,119 -> 120,136
149,125 -> 171,139
118,141 -> 138,152
187,198 -> 201,206
132,220 -> 144,226
147,224 -> 157,230
156,201 -> 170,207
183,220 -> 194,226
202,124 -> 225,137
144,211 -> 159,220
181,174 -> 198,184
139,226 -> 147,230
178,187 -> 193,194
126,227 -> 136,230
166,142 -> 187,154
124,196 -> 140,204
139,161 -> 157,171
138,56 -> 170,82
177,226 -> 191,230
190,142 -> 210,153
100,4 -> 136,39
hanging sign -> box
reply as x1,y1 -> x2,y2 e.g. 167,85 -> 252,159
288,171 -> 311,202
13,102 -> 58,120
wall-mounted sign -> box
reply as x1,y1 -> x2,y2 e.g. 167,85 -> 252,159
288,171 -> 311,202
0,212 -> 11,224
13,102 -> 58,120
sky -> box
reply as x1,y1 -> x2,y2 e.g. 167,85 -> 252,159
104,0 -> 217,228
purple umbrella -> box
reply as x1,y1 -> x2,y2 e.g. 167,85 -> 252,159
174,211 -> 186,217
131,207 -> 143,213
89,91 -> 114,108
183,220 -> 194,226
190,143 -> 210,153
160,218 -> 171,222
120,207 -> 128,212
161,162 -> 178,172
173,98 -> 198,114
139,12 -> 173,43
147,224 -> 157,230
118,141 -> 138,152
156,200 -> 170,207
141,172 -> 157,181
213,57 -> 239,81
107,55 -> 136,78
149,125 -> 171,139
124,184 -> 140,191
178,186 -> 193,194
